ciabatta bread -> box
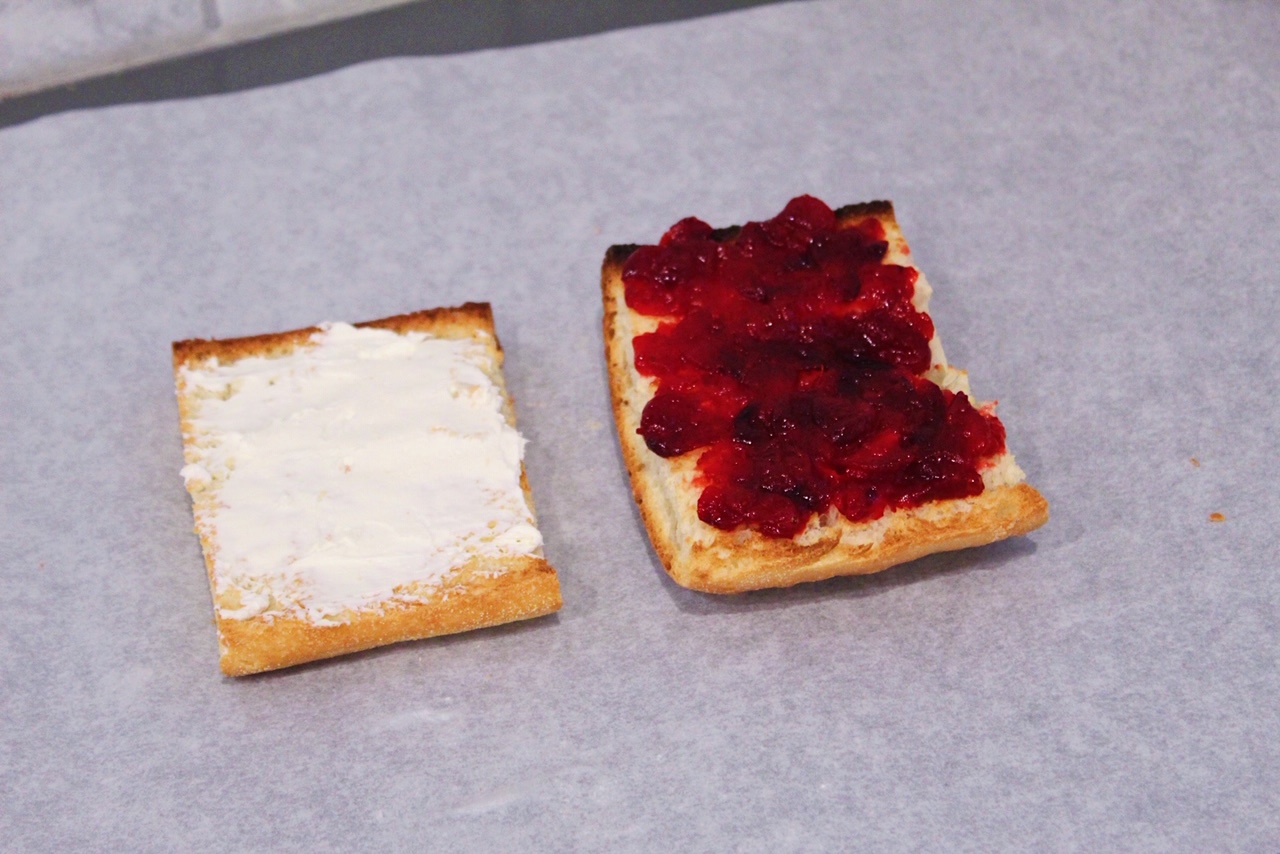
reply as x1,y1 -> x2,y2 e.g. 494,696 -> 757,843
603,199 -> 1048,593
174,303 -> 561,675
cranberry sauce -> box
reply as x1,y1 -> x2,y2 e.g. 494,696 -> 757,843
623,195 -> 1006,538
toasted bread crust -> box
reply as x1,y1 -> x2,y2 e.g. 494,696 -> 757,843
174,304 -> 561,675
212,556 -> 561,676
172,303 -> 499,369
603,202 -> 1048,593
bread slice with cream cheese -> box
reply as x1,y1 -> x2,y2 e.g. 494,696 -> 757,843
602,201 -> 1048,593
174,303 -> 560,675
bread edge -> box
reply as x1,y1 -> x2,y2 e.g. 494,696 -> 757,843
173,303 -> 562,676
601,202 -> 1048,594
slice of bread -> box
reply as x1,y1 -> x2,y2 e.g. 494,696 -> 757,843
603,201 -> 1048,593
174,303 -> 561,675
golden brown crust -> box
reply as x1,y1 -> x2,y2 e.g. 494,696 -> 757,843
602,202 -> 1049,594
172,302 -> 498,369
173,303 -> 561,676
215,556 -> 561,676
674,483 -> 1047,593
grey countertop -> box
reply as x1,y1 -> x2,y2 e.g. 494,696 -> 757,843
3,1 -> 1278,850
0,0 -> 415,98
0,0 -> 779,126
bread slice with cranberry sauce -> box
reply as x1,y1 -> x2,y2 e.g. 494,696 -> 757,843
602,196 -> 1048,593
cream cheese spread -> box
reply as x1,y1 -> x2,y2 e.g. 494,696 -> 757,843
179,322 -> 543,624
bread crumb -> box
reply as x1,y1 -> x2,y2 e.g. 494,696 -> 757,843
1209,512 -> 1225,522
1190,457 -> 1200,467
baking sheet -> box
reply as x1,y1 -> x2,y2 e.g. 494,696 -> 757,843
3,0 -> 1278,849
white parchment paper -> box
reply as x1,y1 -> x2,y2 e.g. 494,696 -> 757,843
2,1 -> 1278,849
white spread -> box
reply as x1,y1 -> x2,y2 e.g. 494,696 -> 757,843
179,322 -> 542,624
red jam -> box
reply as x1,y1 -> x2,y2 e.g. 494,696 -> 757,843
623,195 -> 1006,538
